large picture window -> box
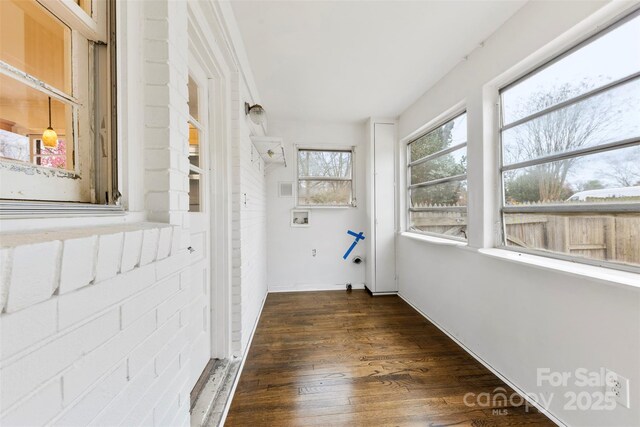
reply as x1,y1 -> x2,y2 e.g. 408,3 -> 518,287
297,148 -> 354,207
407,112 -> 467,240
499,11 -> 640,270
0,0 -> 114,204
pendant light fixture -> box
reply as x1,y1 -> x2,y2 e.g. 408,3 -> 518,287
42,97 -> 58,148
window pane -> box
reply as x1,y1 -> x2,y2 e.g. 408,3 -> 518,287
188,76 -> 199,121
298,180 -> 352,205
189,171 -> 200,212
298,150 -> 352,178
502,13 -> 640,125
0,129 -> 28,163
410,180 -> 467,208
409,113 -> 466,162
502,78 -> 640,166
505,212 -> 639,268
504,144 -> 640,205
409,211 -> 467,239
75,0 -> 92,15
33,138 -> 68,169
189,122 -> 199,167
0,74 -> 74,171
0,0 -> 72,94
410,147 -> 466,185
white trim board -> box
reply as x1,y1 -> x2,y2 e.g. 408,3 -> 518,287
218,291 -> 268,426
397,293 -> 565,427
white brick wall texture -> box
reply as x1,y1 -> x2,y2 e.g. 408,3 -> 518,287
230,77 -> 269,357
0,222 -> 190,426
0,2 -> 194,423
0,0 -> 269,424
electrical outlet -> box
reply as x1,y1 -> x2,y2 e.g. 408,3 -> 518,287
605,369 -> 630,408
312,249 -> 317,257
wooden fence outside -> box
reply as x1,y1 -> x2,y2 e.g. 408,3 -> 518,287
410,206 -> 639,266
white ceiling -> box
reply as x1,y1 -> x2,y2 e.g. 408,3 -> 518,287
231,0 -> 527,123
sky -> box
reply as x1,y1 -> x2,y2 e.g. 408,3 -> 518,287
501,14 -> 640,194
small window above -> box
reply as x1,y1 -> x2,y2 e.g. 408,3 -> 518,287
297,148 -> 354,207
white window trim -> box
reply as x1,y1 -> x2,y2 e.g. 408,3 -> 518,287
405,109 -> 468,241
397,231 -> 639,289
496,8 -> 640,274
0,0 -> 120,215
295,145 -> 357,208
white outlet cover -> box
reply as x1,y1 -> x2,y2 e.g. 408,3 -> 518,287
605,369 -> 631,408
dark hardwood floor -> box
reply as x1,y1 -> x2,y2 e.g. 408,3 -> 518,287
225,291 -> 553,426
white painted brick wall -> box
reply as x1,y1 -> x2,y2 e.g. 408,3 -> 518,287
5,241 -> 61,313
0,0 -> 194,409
230,76 -> 269,357
0,225 -> 191,426
59,236 -> 97,294
0,1 -> 267,425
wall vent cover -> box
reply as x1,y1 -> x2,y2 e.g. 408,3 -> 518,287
279,182 -> 293,197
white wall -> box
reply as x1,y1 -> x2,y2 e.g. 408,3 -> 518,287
397,1 -> 640,426
231,83 -> 268,355
265,120 -> 367,291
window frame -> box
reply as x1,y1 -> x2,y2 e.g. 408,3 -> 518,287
187,68 -> 208,214
497,9 -> 640,273
295,146 -> 356,208
406,110 -> 468,241
0,0 -> 119,214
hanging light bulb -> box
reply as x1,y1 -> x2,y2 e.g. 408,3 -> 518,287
42,97 -> 58,148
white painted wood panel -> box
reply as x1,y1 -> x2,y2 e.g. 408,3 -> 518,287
373,123 -> 397,293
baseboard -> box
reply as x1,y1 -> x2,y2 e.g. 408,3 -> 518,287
268,283 -> 366,293
397,293 -> 565,427
218,291 -> 268,426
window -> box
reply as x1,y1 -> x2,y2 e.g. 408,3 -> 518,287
499,11 -> 640,270
297,148 -> 354,207
0,0 -> 114,204
187,75 -> 204,212
407,112 -> 467,240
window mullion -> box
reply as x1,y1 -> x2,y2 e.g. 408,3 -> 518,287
0,61 -> 79,106
408,142 -> 467,167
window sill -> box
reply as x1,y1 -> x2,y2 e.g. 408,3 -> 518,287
0,200 -> 125,219
0,222 -> 182,314
296,205 -> 354,209
478,248 -> 640,290
399,231 -> 467,247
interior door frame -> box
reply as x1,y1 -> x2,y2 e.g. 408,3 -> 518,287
187,3 -> 234,361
